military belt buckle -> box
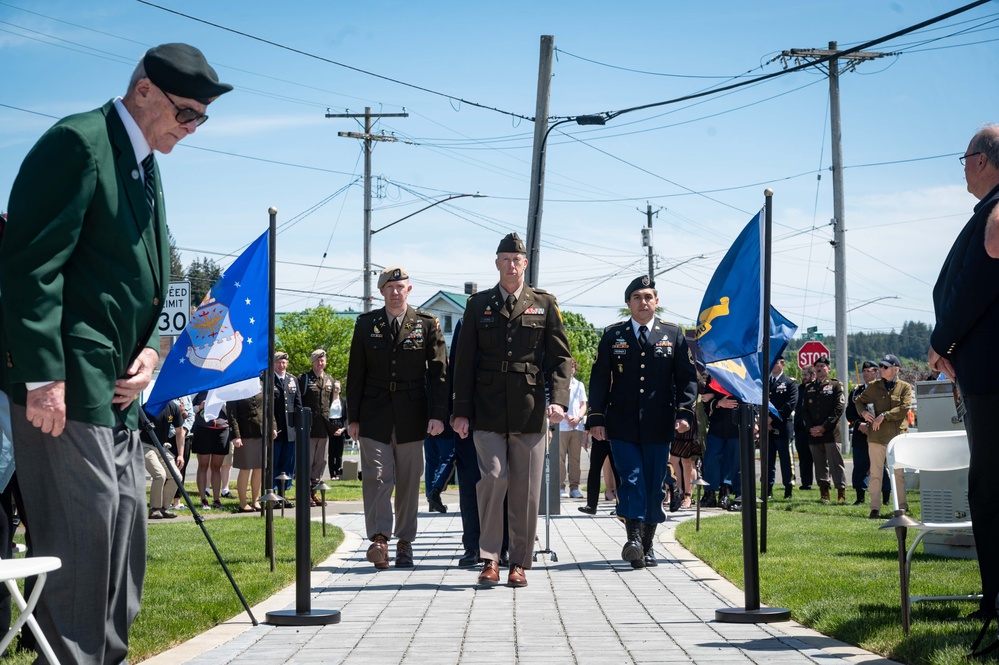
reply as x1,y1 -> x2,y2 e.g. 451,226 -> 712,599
389,382 -> 397,392
500,361 -> 509,372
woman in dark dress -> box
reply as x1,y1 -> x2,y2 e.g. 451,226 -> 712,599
192,391 -> 230,510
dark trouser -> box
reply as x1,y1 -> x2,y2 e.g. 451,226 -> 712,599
703,434 -> 739,492
174,434 -> 192,500
454,436 -> 481,553
794,427 -> 814,486
585,438 -> 619,508
424,434 -> 456,495
11,405 -> 145,665
273,434 -> 295,491
0,478 -> 13,640
766,433 -> 793,488
850,438 -> 889,492
963,393 -> 999,614
611,440 -> 670,524
328,434 -> 345,478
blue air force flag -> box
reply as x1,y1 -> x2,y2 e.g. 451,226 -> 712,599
145,229 -> 270,415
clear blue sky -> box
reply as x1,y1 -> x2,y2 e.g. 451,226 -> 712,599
2,0 -> 997,341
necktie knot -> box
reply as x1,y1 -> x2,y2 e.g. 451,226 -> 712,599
506,294 -> 517,314
638,324 -> 648,348
391,318 -> 401,337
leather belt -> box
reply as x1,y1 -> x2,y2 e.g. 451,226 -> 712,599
368,378 -> 423,392
478,359 -> 538,374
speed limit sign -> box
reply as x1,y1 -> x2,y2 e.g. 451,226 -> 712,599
159,281 -> 191,337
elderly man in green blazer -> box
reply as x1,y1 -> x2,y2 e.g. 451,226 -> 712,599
0,43 -> 230,664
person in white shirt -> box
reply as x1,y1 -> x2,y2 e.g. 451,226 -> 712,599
559,359 -> 587,498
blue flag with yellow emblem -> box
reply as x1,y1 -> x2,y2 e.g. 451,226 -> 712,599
694,210 -> 797,407
145,229 -> 270,415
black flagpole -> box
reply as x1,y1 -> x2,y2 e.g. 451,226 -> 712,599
261,207 -> 280,570
715,189 -> 789,623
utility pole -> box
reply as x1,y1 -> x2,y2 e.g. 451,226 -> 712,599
780,42 -> 886,451
639,203 -> 660,282
327,107 -> 408,311
525,35 -> 554,288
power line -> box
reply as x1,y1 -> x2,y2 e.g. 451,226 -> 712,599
135,0 -> 534,122
553,46 -> 770,80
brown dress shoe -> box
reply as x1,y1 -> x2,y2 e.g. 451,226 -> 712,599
837,488 -> 846,504
508,564 -> 527,588
367,534 -> 390,570
395,539 -> 414,568
477,559 -> 500,585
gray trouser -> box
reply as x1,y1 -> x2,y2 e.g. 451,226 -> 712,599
474,430 -> 545,569
360,432 -> 423,543
11,404 -> 145,665
309,435 -> 329,484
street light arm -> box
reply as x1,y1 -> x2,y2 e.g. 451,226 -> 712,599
371,193 -> 485,234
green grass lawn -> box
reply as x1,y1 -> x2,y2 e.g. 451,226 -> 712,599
676,490 -> 993,665
5,517 -> 343,663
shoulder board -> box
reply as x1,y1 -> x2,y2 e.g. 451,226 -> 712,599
657,318 -> 681,328
532,287 -> 552,296
357,310 -> 377,319
415,309 -> 435,318
604,321 -> 629,332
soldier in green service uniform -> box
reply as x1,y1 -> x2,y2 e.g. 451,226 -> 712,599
452,232 -> 572,588
347,266 -> 448,570
801,356 -> 847,503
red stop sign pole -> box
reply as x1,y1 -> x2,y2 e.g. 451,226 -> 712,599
798,341 -> 831,369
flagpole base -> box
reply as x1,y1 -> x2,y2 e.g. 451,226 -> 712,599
265,609 -> 341,626
715,607 -> 791,623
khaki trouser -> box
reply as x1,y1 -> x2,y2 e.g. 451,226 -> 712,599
360,432 -> 423,543
809,441 -> 846,489
868,440 -> 907,511
559,429 -> 584,490
309,435 -> 329,484
473,430 -> 546,569
143,445 -> 179,511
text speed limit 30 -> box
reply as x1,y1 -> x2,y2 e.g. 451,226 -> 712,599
160,281 -> 191,337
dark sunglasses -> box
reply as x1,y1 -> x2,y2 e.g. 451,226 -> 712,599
161,89 -> 208,126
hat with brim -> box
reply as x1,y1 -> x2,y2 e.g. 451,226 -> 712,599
144,43 -> 233,105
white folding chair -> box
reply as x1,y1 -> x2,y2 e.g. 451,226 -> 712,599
882,430 -> 981,633
0,556 -> 62,664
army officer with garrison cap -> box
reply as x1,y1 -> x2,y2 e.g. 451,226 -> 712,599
452,232 -> 572,588
347,266 -> 448,570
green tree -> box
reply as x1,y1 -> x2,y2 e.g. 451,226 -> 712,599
167,228 -> 185,282
561,310 -> 600,387
186,256 -> 222,307
275,305 -> 355,381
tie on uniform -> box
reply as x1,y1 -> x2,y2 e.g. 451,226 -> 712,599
391,317 -> 401,339
638,324 -> 648,349
142,153 -> 156,213
770,376 -> 776,389
506,294 -> 517,315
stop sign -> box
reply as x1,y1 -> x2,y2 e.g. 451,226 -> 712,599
798,341 -> 831,369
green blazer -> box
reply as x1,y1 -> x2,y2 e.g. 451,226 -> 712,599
0,100 -> 169,430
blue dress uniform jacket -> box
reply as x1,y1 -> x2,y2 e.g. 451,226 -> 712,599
347,305 -> 448,443
769,373 -> 798,438
587,319 -> 697,445
452,285 -> 571,433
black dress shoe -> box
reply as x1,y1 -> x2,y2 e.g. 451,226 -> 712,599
499,550 -> 510,567
668,488 -> 682,513
799,485 -> 812,490
458,550 -> 479,567
427,488 -> 448,514
784,485 -> 793,499
578,505 -> 597,515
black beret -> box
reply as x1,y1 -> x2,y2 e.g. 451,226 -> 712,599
625,275 -> 655,301
496,232 -> 526,254
861,360 -> 878,370
144,43 -> 233,105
